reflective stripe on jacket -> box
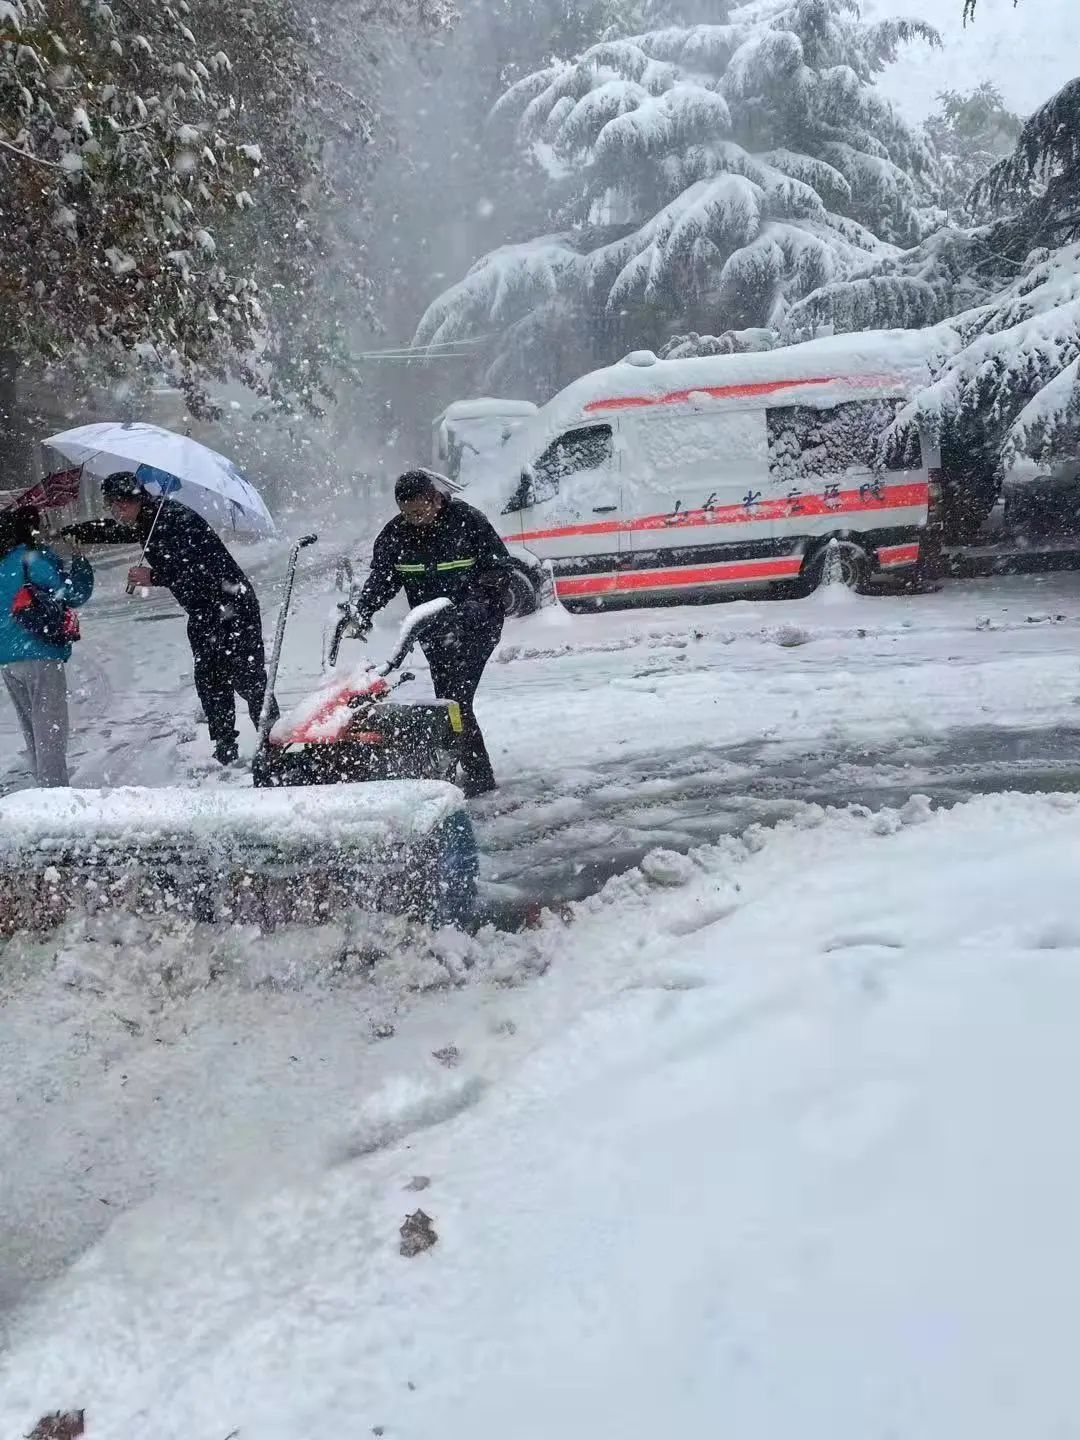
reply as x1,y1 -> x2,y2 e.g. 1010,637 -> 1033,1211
357,499 -> 512,620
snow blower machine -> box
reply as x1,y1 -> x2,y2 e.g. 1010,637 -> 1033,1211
0,537 -> 478,937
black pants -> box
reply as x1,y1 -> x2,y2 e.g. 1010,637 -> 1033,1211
188,602 -> 277,750
423,618 -> 501,796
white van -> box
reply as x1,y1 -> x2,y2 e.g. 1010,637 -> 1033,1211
432,398 -> 539,487
479,331 -> 942,611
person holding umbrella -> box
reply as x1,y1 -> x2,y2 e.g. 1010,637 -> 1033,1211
65,472 -> 277,766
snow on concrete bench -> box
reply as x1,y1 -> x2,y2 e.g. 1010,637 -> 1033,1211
0,781 -> 478,934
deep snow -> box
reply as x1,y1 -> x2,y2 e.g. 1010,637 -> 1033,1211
3,791 -> 1080,1437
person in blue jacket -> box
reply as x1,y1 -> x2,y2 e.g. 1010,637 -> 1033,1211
0,506 -> 94,788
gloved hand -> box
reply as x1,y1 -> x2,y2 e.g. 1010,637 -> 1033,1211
337,599 -> 371,640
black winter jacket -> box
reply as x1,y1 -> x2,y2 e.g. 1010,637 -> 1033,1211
67,500 -> 259,623
356,499 -> 512,625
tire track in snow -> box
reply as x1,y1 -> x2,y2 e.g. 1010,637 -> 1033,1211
473,724 -> 1080,918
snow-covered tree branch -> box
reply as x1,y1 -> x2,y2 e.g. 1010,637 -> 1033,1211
0,0 -> 454,429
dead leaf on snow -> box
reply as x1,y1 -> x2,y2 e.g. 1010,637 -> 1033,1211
399,1209 -> 438,1257
27,1413 -> 85,1440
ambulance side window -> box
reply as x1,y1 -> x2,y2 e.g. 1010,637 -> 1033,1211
532,424 -> 614,500
766,400 -> 920,487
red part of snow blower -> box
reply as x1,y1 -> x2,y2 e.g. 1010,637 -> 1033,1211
252,591 -> 465,788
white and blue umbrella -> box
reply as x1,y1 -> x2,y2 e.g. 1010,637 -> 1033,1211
43,422 -> 277,540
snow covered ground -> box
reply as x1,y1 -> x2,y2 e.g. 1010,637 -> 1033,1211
5,544 -> 1080,1433
3,790 -> 1080,1437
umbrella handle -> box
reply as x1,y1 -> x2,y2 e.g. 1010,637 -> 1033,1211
124,492 -> 170,594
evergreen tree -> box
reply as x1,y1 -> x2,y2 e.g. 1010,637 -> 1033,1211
414,0 -> 940,394
901,77 -> 1080,476
777,72 -> 1080,499
927,83 -> 1021,224
0,0 -> 307,413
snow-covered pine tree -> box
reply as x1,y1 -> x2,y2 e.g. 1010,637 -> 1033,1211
973,77 -> 1080,259
414,0 -> 940,394
759,74 -> 1077,532
927,83 -> 1021,225
890,77 -> 1080,480
656,87 -> 1019,364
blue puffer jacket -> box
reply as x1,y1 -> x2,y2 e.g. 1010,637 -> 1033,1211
0,544 -> 95,665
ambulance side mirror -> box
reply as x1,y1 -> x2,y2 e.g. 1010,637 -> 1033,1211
502,470 -> 534,515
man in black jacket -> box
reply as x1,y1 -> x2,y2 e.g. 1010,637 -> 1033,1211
66,471 -> 276,765
349,469 -> 511,797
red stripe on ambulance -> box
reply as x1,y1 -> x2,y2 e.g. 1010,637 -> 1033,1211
511,481 -> 928,546
555,556 -> 804,598
581,373 -> 905,415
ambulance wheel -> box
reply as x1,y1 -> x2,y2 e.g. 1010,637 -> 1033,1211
504,561 -> 541,618
803,541 -> 870,595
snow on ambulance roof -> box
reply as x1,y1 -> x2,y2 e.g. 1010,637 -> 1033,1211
561,329 -> 946,420
494,328 -> 953,476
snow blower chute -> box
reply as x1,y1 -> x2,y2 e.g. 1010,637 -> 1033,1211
0,537 -> 478,936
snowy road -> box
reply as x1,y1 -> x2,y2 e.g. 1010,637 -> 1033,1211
5,547 -> 1080,916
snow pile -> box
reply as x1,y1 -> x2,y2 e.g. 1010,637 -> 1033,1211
0,781 -> 464,859
4,791 -> 1080,1436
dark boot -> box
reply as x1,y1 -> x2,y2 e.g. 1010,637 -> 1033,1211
213,736 -> 239,765
460,772 -> 496,800
458,725 -> 496,797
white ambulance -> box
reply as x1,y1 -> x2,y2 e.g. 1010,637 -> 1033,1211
477,330 -> 942,611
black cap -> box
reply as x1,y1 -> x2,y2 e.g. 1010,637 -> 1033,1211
395,469 -> 443,504
101,471 -> 146,501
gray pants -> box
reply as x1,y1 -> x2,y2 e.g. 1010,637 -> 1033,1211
2,659 -> 70,787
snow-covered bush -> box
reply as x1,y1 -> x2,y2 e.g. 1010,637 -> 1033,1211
414,0 -> 940,392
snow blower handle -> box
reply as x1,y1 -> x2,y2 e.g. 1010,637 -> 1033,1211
255,534 -> 317,755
